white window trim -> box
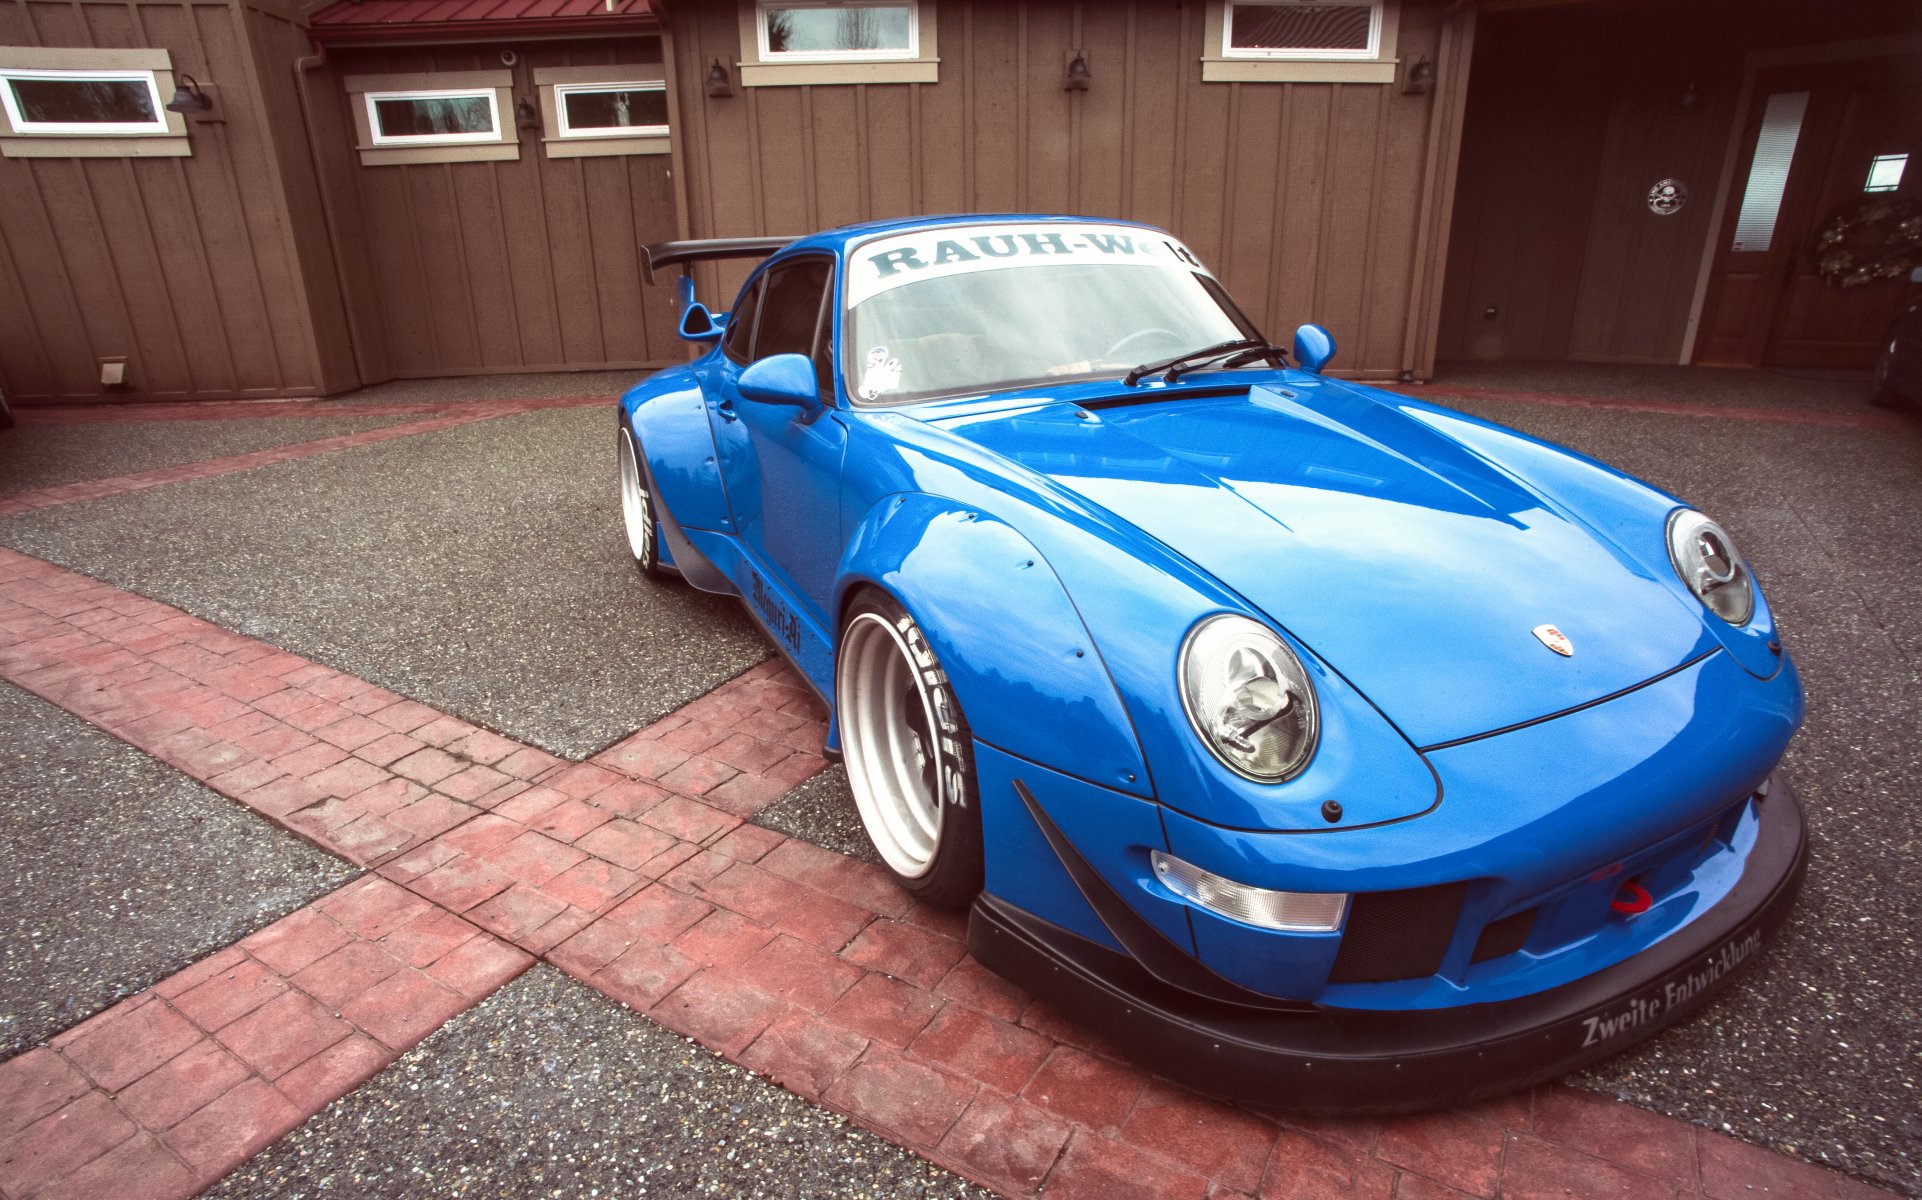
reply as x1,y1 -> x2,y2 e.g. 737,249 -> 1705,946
755,0 -> 919,64
364,88 -> 502,147
735,0 -> 939,87
0,49 -> 189,158
1201,0 -> 1399,84
1220,0 -> 1381,62
553,81 -> 668,139
0,68 -> 170,136
533,63 -> 670,159
343,71 -> 516,166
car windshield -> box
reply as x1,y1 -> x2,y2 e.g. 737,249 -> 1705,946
842,222 -> 1256,405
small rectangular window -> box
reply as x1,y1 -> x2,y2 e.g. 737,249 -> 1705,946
1865,153 -> 1908,194
0,69 -> 168,135
1224,1 -> 1380,59
365,89 -> 500,146
759,1 -> 917,61
555,83 -> 668,139
1730,91 -> 1809,254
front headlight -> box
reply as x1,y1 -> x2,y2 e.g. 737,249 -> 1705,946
1667,509 -> 1754,626
1179,615 -> 1319,782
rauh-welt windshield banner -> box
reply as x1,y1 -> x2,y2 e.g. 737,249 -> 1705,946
844,222 -> 1215,307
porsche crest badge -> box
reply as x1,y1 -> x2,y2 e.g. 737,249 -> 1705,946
1533,624 -> 1574,657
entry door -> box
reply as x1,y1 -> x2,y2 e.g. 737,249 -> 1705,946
705,256 -> 846,617
1694,56 -> 1922,368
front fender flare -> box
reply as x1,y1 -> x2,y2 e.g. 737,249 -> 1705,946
836,493 -> 1152,799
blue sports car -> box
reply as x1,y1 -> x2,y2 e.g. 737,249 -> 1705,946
618,215 -> 1805,1112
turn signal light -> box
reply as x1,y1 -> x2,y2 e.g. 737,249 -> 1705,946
1150,851 -> 1348,932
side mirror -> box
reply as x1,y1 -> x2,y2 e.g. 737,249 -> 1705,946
1293,324 -> 1336,373
738,353 -> 822,410
679,303 -> 725,343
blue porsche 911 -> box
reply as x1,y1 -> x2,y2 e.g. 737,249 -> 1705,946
617,215 -> 1805,1113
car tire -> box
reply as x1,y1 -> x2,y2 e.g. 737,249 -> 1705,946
837,588 -> 984,910
617,425 -> 670,579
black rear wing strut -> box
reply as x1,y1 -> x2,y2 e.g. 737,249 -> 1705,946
640,237 -> 795,286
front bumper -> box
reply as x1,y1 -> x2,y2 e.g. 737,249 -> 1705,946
967,775 -> 1806,1114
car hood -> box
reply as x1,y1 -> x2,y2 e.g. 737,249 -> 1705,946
936,380 -> 1716,748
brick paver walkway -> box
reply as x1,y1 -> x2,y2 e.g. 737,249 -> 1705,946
0,541 -> 1893,1200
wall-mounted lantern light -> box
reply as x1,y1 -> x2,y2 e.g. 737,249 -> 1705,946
1400,56 -> 1434,96
1064,51 -> 1091,92
705,59 -> 735,98
165,74 -> 213,114
516,98 -> 539,129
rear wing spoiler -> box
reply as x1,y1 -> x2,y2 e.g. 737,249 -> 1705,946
640,237 -> 795,286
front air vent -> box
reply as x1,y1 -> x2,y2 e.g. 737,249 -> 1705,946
1327,882 -> 1467,984
1076,385 -> 1250,412
1471,908 -> 1537,963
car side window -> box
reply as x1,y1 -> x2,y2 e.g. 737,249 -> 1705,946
722,276 -> 763,365
809,284 -> 835,398
754,258 -> 832,363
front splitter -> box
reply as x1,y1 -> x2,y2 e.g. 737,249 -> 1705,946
967,779 -> 1807,1115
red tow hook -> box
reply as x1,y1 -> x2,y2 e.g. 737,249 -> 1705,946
1611,880 -> 1654,915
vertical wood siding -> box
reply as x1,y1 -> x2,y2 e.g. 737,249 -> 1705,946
327,38 -> 683,380
0,0 -> 327,402
671,0 -> 1467,381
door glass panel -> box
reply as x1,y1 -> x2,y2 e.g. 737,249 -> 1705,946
1864,153 -> 1907,193
755,259 -> 832,360
1730,91 -> 1809,254
723,277 -> 763,364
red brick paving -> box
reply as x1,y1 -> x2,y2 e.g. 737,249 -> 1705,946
0,876 -> 530,1200
0,545 -> 1900,1200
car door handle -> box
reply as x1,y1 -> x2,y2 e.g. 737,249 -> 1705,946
715,399 -> 739,422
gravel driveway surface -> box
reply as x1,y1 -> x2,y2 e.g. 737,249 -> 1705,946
0,681 -> 359,1056
1434,388 -> 1922,1194
0,415 -> 415,498
0,406 -> 769,760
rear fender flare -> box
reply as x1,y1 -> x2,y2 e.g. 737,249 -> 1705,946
834,493 -> 1152,799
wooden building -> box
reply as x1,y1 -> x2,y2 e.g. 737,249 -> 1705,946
0,0 -> 1915,405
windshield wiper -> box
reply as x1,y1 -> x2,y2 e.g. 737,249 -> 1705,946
1123,337 -> 1284,386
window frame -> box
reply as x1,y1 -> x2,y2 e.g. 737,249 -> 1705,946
0,48 -> 190,159
344,71 -> 517,167
1220,0 -> 1382,63
735,0 -> 939,87
363,87 -> 503,147
1864,153 -> 1907,194
0,68 -> 170,136
533,62 -> 671,160
553,81 -> 669,139
1200,0 -> 1399,85
756,0 -> 919,65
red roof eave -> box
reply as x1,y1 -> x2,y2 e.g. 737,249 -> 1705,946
309,0 -> 656,45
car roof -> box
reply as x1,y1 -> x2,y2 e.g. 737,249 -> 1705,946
773,213 -> 1172,261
